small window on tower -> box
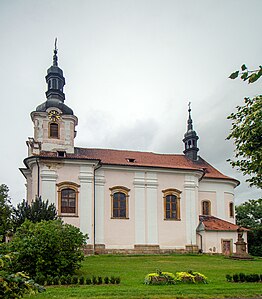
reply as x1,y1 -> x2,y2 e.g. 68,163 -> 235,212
52,78 -> 57,89
49,122 -> 59,139
202,200 -> 211,216
229,202 -> 234,218
57,151 -> 66,158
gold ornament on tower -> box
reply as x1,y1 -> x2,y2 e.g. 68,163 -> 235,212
48,110 -> 61,122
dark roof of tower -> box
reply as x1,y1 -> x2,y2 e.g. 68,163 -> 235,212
184,103 -> 198,139
35,40 -> 74,115
36,99 -> 74,114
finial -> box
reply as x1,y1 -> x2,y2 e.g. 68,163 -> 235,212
54,37 -> 57,52
187,101 -> 193,130
188,101 -> 191,112
53,37 -> 58,66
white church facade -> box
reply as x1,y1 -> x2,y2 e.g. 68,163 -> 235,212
20,47 -> 246,255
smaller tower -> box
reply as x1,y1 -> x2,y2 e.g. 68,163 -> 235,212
45,38 -> 66,102
183,102 -> 199,161
28,40 -> 77,155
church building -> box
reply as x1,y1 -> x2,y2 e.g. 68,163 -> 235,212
20,46 -> 247,255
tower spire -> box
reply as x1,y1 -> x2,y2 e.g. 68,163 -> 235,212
45,39 -> 66,102
53,37 -> 58,66
183,102 -> 199,161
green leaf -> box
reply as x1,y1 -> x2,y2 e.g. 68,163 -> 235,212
248,73 -> 259,83
229,71 -> 239,79
241,72 -> 248,80
241,64 -> 247,71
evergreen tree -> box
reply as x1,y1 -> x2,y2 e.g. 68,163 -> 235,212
12,197 -> 58,232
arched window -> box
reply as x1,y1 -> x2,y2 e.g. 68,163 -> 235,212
229,202 -> 234,218
61,189 -> 76,213
110,186 -> 130,219
49,122 -> 59,138
57,182 -> 80,216
162,189 -> 181,220
202,200 -> 211,216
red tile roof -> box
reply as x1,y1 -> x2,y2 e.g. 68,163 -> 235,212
199,215 -> 248,231
38,147 -> 238,184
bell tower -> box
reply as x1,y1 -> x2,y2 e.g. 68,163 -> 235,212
28,40 -> 78,155
183,102 -> 199,161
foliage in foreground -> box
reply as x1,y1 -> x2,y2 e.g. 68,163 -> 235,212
0,184 -> 13,242
7,220 -> 87,277
228,65 -> 262,189
144,270 -> 207,285
0,253 -> 45,299
236,198 -> 262,256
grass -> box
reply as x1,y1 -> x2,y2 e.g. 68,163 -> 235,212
26,254 -> 262,299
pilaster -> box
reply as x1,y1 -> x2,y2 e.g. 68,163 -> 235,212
134,172 -> 146,244
79,165 -> 94,243
40,168 -> 58,205
146,172 -> 158,244
184,175 -> 198,245
94,170 -> 105,245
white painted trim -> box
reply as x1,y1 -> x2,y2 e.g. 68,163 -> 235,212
134,172 -> 146,244
79,165 -> 94,243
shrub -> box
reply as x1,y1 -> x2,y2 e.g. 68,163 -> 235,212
175,272 -> 195,283
232,274 -> 239,282
79,276 -> 85,285
53,276 -> 60,285
228,272 -> 261,283
115,277 -> 121,284
86,277 -> 92,285
35,274 -> 45,285
0,253 -> 45,299
239,273 -> 246,282
92,276 -> 97,284
72,276 -> 78,284
46,275 -> 53,285
226,274 -> 232,282
110,276 -> 116,284
104,276 -> 109,284
60,275 -> 67,285
189,271 -> 208,283
145,270 -> 207,285
98,276 -> 103,284
8,220 -> 87,277
251,274 -> 260,282
144,271 -> 175,285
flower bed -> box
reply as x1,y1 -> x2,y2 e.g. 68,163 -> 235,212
144,270 -> 207,285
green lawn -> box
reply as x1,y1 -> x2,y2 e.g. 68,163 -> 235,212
27,254 -> 262,299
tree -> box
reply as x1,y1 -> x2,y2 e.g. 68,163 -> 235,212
229,64 -> 262,83
8,220 -> 87,277
236,199 -> 262,256
227,65 -> 262,188
0,184 -> 13,242
12,197 -> 58,232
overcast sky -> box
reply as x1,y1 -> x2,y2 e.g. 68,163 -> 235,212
0,0 -> 261,206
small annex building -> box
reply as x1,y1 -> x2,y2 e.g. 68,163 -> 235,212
20,46 -> 247,255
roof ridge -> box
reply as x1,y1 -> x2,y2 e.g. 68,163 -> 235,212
74,146 -> 185,156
